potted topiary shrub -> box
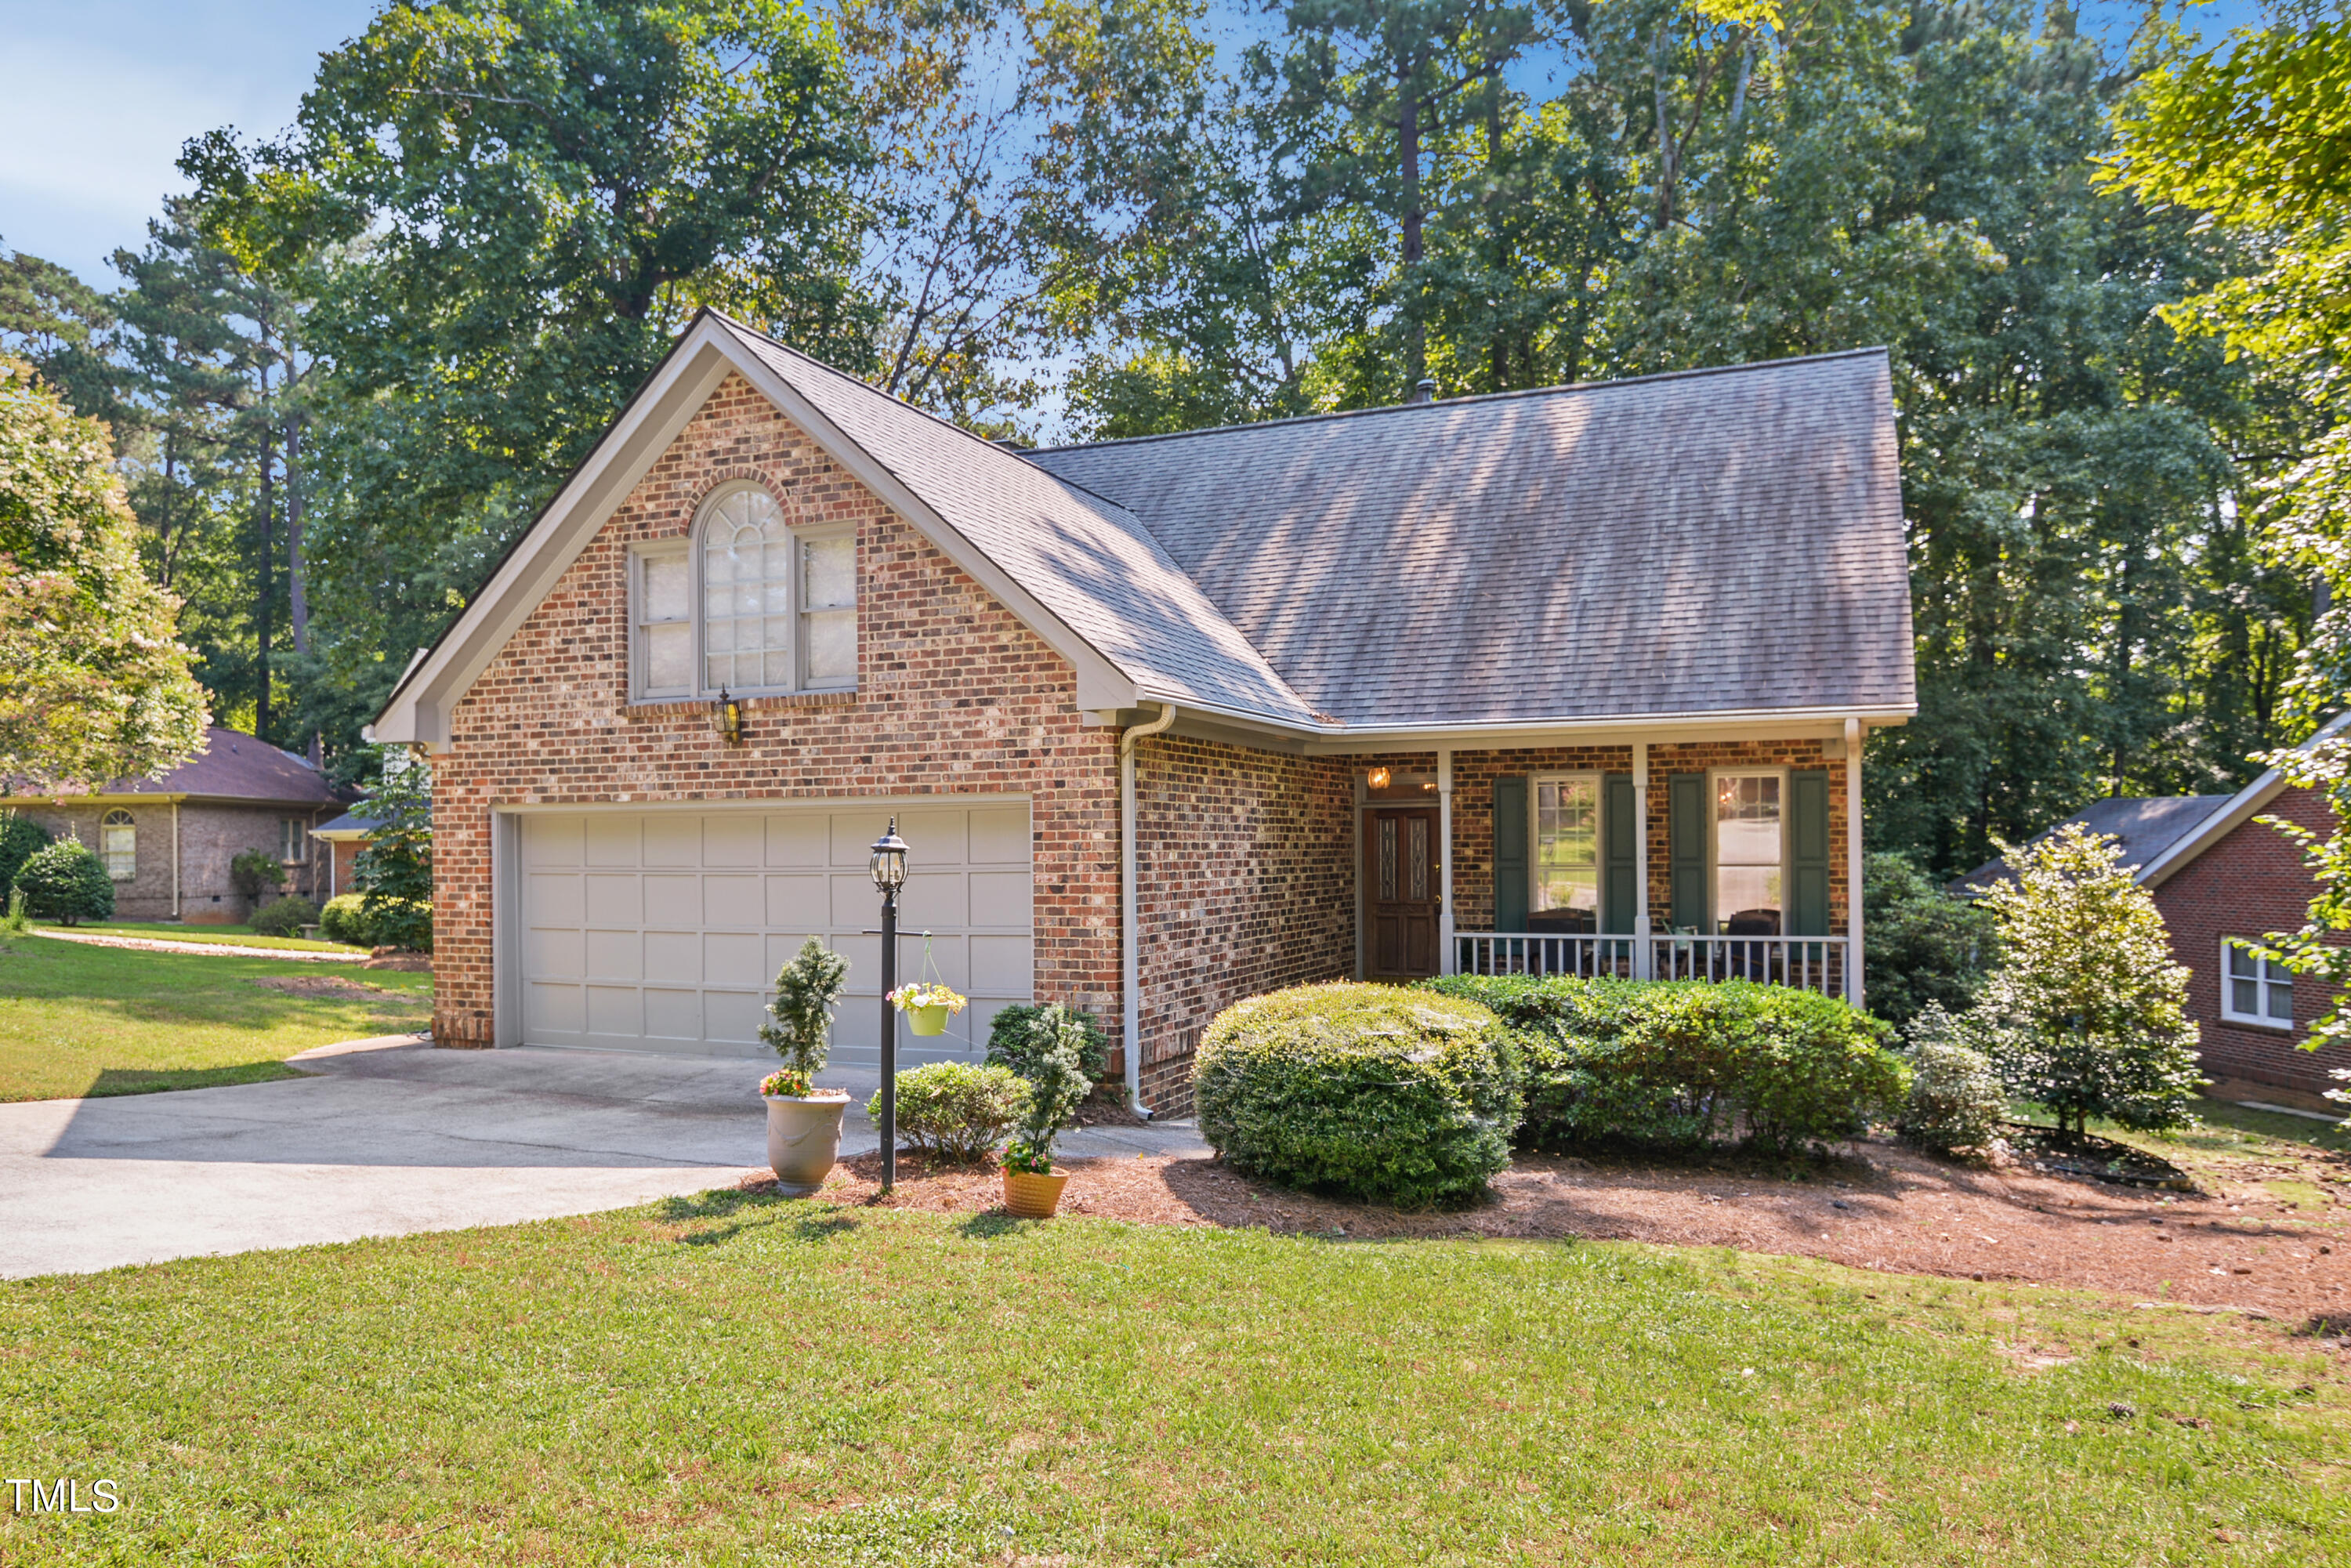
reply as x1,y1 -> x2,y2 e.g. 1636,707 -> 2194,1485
758,936 -> 853,1194
886,980 -> 967,1037
1000,1005 -> 1094,1218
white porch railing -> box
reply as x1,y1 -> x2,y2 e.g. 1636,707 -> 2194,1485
1452,932 -> 1853,998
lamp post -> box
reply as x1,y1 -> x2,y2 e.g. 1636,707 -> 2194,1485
868,817 -> 909,1191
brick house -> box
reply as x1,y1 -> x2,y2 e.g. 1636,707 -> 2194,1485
1961,712 -> 2349,1103
368,312 -> 1916,1112
310,808 -> 389,900
16,726 -> 351,923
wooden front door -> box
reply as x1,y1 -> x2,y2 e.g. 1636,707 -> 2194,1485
1364,806 -> 1441,980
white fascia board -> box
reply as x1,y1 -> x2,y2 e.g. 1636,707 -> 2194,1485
2135,709 -> 2351,889
372,330 -> 741,745
1147,692 -> 1915,755
718,333 -> 1139,712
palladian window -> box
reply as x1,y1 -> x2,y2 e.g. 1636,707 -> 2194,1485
632,484 -> 857,702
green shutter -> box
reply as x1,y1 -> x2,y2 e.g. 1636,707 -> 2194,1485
1601,773 -> 1636,934
1494,776 -> 1528,932
1790,768 -> 1831,937
1668,773 -> 1707,932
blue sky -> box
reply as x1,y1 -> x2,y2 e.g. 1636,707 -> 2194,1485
0,0 -> 2267,291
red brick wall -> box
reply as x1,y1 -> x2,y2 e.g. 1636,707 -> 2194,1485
2151,784 -> 2349,1097
426,372 -> 1123,1048
1132,734 -> 1357,1112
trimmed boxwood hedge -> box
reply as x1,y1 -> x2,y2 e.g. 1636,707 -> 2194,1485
1422,975 -> 1906,1155
1193,982 -> 1521,1206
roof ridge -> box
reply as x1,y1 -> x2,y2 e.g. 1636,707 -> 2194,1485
1028,346 -> 1893,455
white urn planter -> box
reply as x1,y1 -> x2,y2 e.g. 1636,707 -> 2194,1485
763,1092 -> 849,1195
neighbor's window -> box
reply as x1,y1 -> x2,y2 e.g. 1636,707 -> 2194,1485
632,485 -> 855,701
100,809 -> 134,881
1531,775 -> 1599,932
282,817 -> 306,863
2222,939 -> 2293,1027
1714,771 -> 1783,935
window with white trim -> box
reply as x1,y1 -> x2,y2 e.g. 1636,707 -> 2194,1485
1531,774 -> 1599,932
631,484 -> 856,701
2221,939 -> 2293,1027
1713,770 -> 1784,935
100,810 -> 135,882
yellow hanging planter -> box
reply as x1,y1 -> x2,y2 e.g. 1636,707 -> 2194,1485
887,975 -> 966,1039
909,1003 -> 951,1037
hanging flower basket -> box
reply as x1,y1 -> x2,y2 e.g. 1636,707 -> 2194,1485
887,981 -> 967,1037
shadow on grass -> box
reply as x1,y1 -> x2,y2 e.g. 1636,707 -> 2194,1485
80,1062 -> 310,1099
657,1186 -> 864,1246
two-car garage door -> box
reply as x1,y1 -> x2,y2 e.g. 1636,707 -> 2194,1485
516,801 -> 1032,1063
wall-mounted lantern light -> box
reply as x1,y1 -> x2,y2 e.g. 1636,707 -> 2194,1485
712,687 -> 744,746
1367,766 -> 1392,791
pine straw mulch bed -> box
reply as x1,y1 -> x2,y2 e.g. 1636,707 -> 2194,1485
751,1134 -> 2351,1328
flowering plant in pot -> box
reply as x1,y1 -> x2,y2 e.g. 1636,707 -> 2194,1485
758,937 -> 851,1194
886,980 -> 968,1037
1000,1005 -> 1093,1218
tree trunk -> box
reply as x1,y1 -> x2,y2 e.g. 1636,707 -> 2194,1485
255,429 -> 274,742
285,412 -> 310,660
1399,60 -> 1426,394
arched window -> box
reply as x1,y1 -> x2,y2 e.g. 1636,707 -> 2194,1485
100,809 -> 135,882
630,484 -> 856,701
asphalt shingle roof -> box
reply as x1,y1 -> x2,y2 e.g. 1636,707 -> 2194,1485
1027,350 -> 1914,728
101,727 -> 349,807
1955,794 -> 2234,893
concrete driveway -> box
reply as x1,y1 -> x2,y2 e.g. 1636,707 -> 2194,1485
0,1038 -> 1205,1280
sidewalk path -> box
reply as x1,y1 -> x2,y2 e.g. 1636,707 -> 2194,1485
27,929 -> 370,962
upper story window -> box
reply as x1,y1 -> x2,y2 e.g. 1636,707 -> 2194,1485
2222,939 -> 2293,1028
1714,770 -> 1783,935
100,810 -> 135,881
632,484 -> 856,702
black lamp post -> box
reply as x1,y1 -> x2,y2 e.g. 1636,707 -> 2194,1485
868,817 -> 910,1191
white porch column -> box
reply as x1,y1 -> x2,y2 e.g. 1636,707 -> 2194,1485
1632,741 -> 1651,979
1437,748 -> 1455,976
1846,717 -> 1865,1007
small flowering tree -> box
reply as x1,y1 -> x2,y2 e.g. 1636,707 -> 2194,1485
759,936 -> 850,1098
1969,824 -> 2202,1141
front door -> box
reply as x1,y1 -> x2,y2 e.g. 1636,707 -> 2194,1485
1364,806 -> 1441,980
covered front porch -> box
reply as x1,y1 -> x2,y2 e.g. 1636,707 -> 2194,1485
1349,722 -> 1868,1004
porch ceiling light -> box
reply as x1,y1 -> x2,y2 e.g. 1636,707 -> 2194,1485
869,818 -> 910,893
712,687 -> 744,746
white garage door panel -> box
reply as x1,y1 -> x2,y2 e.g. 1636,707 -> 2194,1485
518,803 -> 1033,1061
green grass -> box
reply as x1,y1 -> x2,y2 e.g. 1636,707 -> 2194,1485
0,933 -> 431,1101
0,1196 -> 2341,1565
34,919 -> 367,954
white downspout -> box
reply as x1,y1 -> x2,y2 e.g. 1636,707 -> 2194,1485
1437,749 -> 1454,975
170,801 -> 181,921
1846,717 -> 1865,1008
1121,702 -> 1177,1118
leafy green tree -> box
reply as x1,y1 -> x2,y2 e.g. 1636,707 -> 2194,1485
0,811 -> 53,896
13,838 -> 115,925
1967,824 -> 2202,1139
354,751 -> 433,952
1862,852 -> 1998,1036
0,240 -> 120,422
0,357 -> 208,791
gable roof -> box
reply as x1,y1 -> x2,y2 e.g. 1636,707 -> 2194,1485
2133,709 -> 2351,889
1954,794 -> 2232,893
70,727 -> 349,809
372,313 -> 1916,749
1029,349 -> 1914,729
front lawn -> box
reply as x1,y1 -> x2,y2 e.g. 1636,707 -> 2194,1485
0,934 -> 431,1101
0,1195 -> 2341,1565
34,920 -> 367,954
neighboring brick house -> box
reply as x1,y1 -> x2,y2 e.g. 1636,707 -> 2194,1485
1961,712 -> 2350,1103
368,312 -> 1917,1112
15,726 -> 351,923
310,808 -> 389,900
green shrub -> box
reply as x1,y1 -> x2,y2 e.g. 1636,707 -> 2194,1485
250,895 -> 321,938
14,838 -> 114,925
1003,1008 -> 1096,1175
881,1062 -> 1028,1161
0,812 -> 52,897
318,893 -> 371,945
987,1001 -> 1110,1086
1424,975 -> 1907,1155
1864,851 -> 1998,1037
1896,1005 -> 2009,1157
229,849 -> 286,903
1194,982 -> 1521,1205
